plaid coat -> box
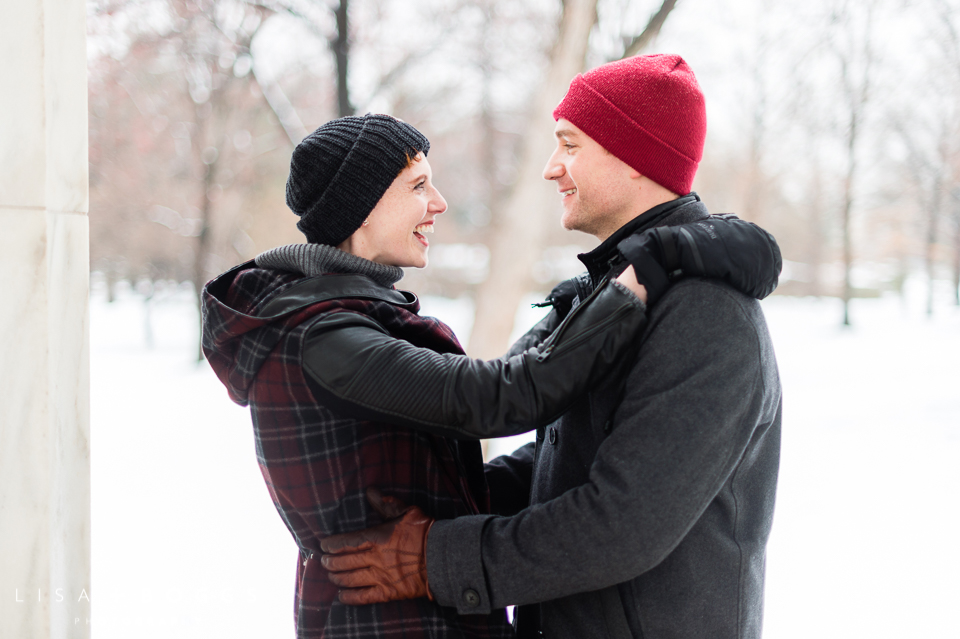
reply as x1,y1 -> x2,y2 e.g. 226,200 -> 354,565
202,262 -> 514,639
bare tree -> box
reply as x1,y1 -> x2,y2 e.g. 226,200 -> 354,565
887,0 -> 960,312
829,0 -> 877,326
89,0 -> 305,356
622,0 -> 678,58
332,0 -> 353,117
931,0 -> 960,305
894,115 -> 951,315
467,0 -> 680,359
952,189 -> 960,304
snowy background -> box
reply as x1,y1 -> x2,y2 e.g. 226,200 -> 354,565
90,278 -> 960,638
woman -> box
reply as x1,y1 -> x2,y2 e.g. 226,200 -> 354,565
201,114 -> 778,637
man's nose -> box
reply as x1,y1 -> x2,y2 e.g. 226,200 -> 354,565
542,150 -> 564,181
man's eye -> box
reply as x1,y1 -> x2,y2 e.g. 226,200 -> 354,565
414,181 -> 426,190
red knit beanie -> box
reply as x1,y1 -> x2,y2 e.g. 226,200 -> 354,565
553,54 -> 706,195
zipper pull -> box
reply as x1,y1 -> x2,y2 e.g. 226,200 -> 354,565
536,345 -> 555,362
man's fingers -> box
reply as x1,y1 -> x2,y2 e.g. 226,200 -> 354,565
321,551 -> 377,573
338,586 -> 387,606
320,534 -> 374,554
327,566 -> 378,588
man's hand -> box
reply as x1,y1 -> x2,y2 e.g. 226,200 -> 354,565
320,488 -> 435,605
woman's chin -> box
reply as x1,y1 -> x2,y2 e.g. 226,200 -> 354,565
407,248 -> 428,269
388,254 -> 426,269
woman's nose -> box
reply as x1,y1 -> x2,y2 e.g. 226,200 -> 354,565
430,187 -> 447,214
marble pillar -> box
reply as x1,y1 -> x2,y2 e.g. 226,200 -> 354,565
0,0 -> 91,636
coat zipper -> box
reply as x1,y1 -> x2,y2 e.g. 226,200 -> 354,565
537,304 -> 631,363
535,278 -> 636,362
535,279 -> 608,361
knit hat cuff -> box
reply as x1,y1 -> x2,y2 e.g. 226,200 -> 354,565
554,74 -> 699,195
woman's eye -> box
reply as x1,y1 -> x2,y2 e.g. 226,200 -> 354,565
414,181 -> 426,191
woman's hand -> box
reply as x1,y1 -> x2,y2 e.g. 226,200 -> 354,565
615,264 -> 648,304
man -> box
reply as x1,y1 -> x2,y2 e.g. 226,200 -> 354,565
321,54 -> 782,639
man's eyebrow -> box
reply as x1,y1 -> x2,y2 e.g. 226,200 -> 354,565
554,128 -> 580,140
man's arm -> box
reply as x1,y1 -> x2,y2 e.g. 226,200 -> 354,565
425,280 -> 780,613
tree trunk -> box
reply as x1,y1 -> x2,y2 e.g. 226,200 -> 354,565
925,171 -> 942,316
466,0 -> 599,358
333,0 -> 353,118
466,0 -> 679,358
841,111 -> 856,327
833,2 -> 875,328
807,161 -> 824,297
953,188 -> 960,305
623,0 -> 679,58
193,146 -> 218,361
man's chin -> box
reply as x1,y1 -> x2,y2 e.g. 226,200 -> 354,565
560,212 -> 590,235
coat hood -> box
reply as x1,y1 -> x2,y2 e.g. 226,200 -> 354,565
201,261 -> 419,406
201,261 -> 302,405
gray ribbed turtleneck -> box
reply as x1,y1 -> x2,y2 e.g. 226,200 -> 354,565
254,243 -> 404,288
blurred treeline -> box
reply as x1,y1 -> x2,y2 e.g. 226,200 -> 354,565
89,0 -> 960,351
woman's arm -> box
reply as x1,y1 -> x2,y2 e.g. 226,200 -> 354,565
301,277 -> 646,440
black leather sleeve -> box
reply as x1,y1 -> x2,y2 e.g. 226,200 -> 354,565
301,279 -> 646,440
502,308 -> 561,359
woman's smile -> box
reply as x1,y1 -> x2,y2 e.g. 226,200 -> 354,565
413,222 -> 434,247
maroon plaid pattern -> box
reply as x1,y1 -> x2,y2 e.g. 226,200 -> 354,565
202,266 -> 513,639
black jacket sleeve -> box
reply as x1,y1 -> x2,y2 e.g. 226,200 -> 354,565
301,279 -> 646,440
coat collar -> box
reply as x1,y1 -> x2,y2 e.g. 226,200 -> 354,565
578,192 -> 708,285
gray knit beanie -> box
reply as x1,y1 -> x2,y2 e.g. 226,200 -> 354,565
286,114 -> 430,246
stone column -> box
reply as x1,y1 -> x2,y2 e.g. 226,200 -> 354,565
0,0 -> 91,636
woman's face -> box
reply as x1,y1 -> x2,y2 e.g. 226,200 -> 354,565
340,154 -> 447,269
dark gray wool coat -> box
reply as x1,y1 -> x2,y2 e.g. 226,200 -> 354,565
426,195 -> 783,639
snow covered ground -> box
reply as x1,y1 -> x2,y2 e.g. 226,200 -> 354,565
89,277 -> 960,638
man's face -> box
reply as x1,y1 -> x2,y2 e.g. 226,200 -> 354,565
542,119 -> 638,240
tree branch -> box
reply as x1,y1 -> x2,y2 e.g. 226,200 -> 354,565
622,0 -> 679,58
